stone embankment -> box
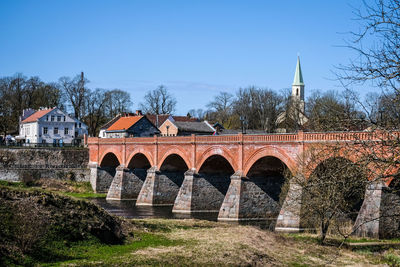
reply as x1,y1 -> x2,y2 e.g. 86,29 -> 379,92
0,148 -> 89,182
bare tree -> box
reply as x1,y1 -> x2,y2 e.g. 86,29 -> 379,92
0,74 -> 63,137
84,89 -> 109,137
104,89 -> 133,119
188,108 -> 206,120
289,144 -> 368,244
306,90 -> 367,132
332,1 -> 400,239
207,92 -> 235,128
59,72 -> 88,120
140,85 -> 176,115
338,0 -> 400,95
234,87 -> 283,132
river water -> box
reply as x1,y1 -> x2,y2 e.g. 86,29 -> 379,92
92,199 -> 219,221
92,199 -> 276,230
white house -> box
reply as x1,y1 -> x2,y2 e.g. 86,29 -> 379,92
17,107 -> 88,146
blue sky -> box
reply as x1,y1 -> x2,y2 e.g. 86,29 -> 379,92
0,0 -> 368,114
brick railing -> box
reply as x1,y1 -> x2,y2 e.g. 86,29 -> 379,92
86,130 -> 400,145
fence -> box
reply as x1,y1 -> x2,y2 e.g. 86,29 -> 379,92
0,142 -> 85,149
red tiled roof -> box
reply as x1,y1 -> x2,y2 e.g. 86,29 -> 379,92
100,114 -> 122,130
107,116 -> 143,131
21,108 -> 55,123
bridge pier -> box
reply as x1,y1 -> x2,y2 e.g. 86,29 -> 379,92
89,163 -> 116,193
136,166 -> 184,206
89,163 -> 99,192
353,181 -> 384,238
275,178 -> 303,232
218,171 -> 243,220
172,169 -> 196,213
106,165 -> 146,200
218,171 -> 284,224
173,169 -> 232,213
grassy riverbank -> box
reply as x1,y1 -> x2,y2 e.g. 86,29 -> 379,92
21,218 -> 400,266
0,179 -> 106,199
2,180 -> 400,266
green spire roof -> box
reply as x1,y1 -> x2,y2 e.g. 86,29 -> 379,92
293,56 -> 304,86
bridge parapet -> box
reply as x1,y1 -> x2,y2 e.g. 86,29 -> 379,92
87,130 -> 400,146
303,130 -> 400,141
243,134 -> 298,142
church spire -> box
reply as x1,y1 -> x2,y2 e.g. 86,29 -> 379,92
291,56 -> 305,107
292,56 -> 304,86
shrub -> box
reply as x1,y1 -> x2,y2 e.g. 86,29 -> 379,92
20,170 -> 41,186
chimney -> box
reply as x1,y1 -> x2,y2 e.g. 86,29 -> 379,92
136,110 -> 142,116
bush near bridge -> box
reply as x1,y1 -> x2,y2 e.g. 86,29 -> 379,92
0,185 -> 124,266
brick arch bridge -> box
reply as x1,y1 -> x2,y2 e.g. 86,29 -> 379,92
87,131 -> 397,238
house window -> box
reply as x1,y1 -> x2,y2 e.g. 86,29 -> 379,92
63,116 -> 66,122
26,127 -> 30,135
64,128 -> 69,135
51,115 -> 54,122
54,127 -> 58,134
79,123 -> 81,128
57,116 -> 61,122
296,88 -> 299,96
75,123 -> 77,128
43,127 -> 48,134
46,116 -> 49,121
42,140 -> 46,144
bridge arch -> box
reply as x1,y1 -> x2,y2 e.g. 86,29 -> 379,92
97,151 -> 121,194
196,146 -> 237,172
100,152 -> 121,168
159,146 -> 191,170
126,150 -> 154,168
99,150 -> 122,167
244,147 -> 296,176
160,153 -> 189,172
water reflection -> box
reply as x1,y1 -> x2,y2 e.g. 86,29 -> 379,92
91,199 -> 219,221
92,198 -> 276,229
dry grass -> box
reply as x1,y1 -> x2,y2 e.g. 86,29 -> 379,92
126,219 -> 383,266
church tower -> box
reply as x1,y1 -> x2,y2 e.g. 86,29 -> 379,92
275,56 -> 308,132
292,56 -> 305,113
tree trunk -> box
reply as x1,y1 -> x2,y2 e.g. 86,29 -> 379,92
320,220 -> 330,244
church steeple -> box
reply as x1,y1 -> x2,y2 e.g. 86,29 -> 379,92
293,56 -> 304,86
292,56 -> 305,102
